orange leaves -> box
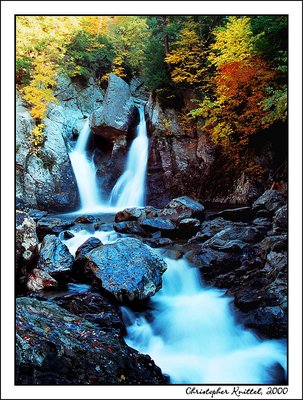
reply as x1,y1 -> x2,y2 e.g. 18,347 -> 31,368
209,57 -> 274,141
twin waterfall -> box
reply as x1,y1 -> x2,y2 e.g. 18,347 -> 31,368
69,104 -> 148,213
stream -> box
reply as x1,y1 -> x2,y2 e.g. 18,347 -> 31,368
61,102 -> 287,384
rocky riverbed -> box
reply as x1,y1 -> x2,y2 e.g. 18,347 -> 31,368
16,189 -> 287,384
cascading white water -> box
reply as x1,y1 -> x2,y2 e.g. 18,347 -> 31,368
69,105 -> 149,214
69,119 -> 102,212
109,105 -> 149,208
121,257 -> 287,384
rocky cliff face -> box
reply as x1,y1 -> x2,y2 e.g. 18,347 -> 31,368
16,75 -> 105,212
145,95 -> 287,207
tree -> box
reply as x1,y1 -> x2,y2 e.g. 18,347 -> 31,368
16,16 -> 80,145
208,16 -> 255,67
165,25 -> 208,88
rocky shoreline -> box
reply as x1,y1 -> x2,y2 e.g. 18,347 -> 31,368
16,188 -> 287,384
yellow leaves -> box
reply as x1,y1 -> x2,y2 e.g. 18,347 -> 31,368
165,28 -> 208,86
208,16 -> 254,67
31,124 -> 45,147
22,59 -> 59,146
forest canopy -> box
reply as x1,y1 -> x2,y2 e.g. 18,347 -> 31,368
16,15 -> 287,169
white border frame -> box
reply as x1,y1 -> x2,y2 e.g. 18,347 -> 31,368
1,1 -> 302,399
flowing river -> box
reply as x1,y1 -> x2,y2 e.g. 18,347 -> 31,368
63,102 -> 287,384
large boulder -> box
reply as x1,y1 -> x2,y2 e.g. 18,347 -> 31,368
16,297 -> 166,384
252,190 -> 285,215
55,74 -> 104,115
159,196 -> 205,223
80,237 -> 167,302
37,235 -> 74,277
36,217 -> 75,240
16,106 -> 79,212
90,74 -> 135,142
16,211 -> 39,270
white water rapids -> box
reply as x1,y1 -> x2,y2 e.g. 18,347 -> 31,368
121,256 -> 287,384
62,226 -> 287,384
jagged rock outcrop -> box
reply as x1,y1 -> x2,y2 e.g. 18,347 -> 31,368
16,297 -> 166,384
90,74 -> 135,142
16,104 -> 79,212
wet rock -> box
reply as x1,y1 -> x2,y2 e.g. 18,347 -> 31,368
161,248 -> 184,260
115,207 -> 144,222
252,217 -> 272,233
90,74 -> 135,142
256,209 -> 271,218
37,235 -> 74,278
204,225 -> 263,247
113,221 -> 147,236
16,297 -> 166,384
257,235 -> 287,262
211,206 -> 252,222
60,230 -> 75,240
115,206 -> 159,222
26,269 -> 58,292
189,217 -> 233,243
54,292 -> 124,334
82,238 -> 167,302
186,247 -> 240,274
235,306 -> 287,339
139,217 -> 177,237
263,251 -> 287,274
74,215 -> 95,224
36,217 -> 75,240
73,237 -> 103,275
144,237 -> 174,248
16,211 -> 39,270
28,209 -> 48,222
160,196 -> 205,223
273,205 -> 287,231
252,190 -> 285,215
178,218 -> 201,237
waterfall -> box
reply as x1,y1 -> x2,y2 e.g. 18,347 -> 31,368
121,257 -> 287,384
69,105 -> 149,214
69,118 -> 102,212
109,105 -> 148,208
